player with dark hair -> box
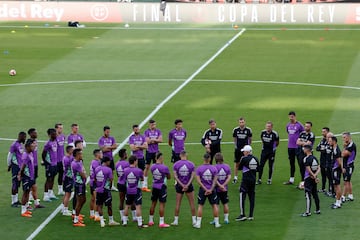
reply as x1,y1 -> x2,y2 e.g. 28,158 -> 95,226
42,128 -> 58,202
316,127 -> 330,192
94,157 -> 120,227
258,121 -> 279,185
122,155 -> 148,228
55,123 -> 66,196
301,145 -> 321,217
341,132 -> 356,202
232,117 -> 252,184
295,121 -> 315,188
201,119 -> 223,165
168,119 -> 187,163
194,153 -> 220,229
236,145 -> 259,222
89,149 -> 102,221
62,145 -> 74,216
328,136 -> 343,209
67,123 -> 86,148
71,148 -> 87,227
284,111 -> 304,185
129,124 -> 149,192
213,152 -> 231,224
144,119 -> 163,192
148,152 -> 171,228
171,150 -> 196,226
7,131 -> 26,207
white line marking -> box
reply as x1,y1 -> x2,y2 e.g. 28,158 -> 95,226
24,28 -> 246,240
112,28 -> 246,156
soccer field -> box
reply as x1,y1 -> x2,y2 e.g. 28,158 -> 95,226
0,22 -> 360,240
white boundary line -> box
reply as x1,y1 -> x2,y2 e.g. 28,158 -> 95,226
24,28 -> 246,240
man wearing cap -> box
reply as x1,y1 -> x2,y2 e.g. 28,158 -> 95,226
201,119 -> 223,164
301,145 -> 321,217
236,145 -> 259,221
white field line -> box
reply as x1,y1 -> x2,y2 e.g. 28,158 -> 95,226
24,28 -> 246,240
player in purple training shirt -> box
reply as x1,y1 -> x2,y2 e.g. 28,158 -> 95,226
67,123 -> 86,148
168,119 -> 187,163
89,149 -> 102,220
18,139 -> 36,218
144,119 -> 163,192
171,150 -> 196,226
341,132 -> 356,202
7,131 -> 26,207
55,123 -> 66,196
122,155 -> 148,228
42,128 -> 58,202
129,124 -> 148,192
95,157 -> 120,227
214,153 -> 231,225
62,145 -> 74,216
194,153 -> 220,229
284,111 -> 304,185
148,152 -> 171,228
28,128 -> 39,202
71,148 -> 87,227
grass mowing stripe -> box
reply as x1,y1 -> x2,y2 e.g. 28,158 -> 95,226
112,28 -> 246,156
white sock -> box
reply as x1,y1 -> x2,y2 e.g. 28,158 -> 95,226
120,210 -> 124,219
224,213 -> 229,221
192,216 -> 196,224
15,193 -> 19,202
174,216 -> 179,224
21,205 -> 27,214
149,215 -> 154,223
58,185 -> 63,193
95,211 -> 100,217
109,216 -> 114,222
44,192 -> 49,199
74,216 -> 79,223
290,177 -> 294,183
63,207 -> 68,213
196,217 -> 202,226
132,210 -> 136,220
72,209 -> 76,215
11,195 -> 16,204
348,194 -> 354,199
159,217 -> 164,225
100,215 -> 104,222
35,199 -> 40,206
90,210 -> 95,216
214,217 -> 219,225
49,189 -> 54,197
143,177 -> 148,188
336,200 -> 341,206
137,216 -> 143,226
29,192 -> 34,201
122,216 -> 128,225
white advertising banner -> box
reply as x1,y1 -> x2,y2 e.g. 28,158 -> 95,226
0,1 -> 359,24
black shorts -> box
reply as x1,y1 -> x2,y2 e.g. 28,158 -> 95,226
34,165 -> 38,180
125,189 -> 142,206
75,183 -> 86,196
109,160 -> 115,171
146,151 -> 157,165
198,188 -> 217,205
216,191 -> 229,205
332,168 -> 342,185
45,165 -> 58,178
304,177 -> 316,193
90,184 -> 96,195
234,149 -> 244,163
171,151 -> 181,163
96,191 -> 112,207
57,161 -> 63,173
63,177 -> 74,193
175,183 -> 194,194
343,165 -> 354,182
151,185 -> 167,203
11,165 -> 20,190
117,183 -> 127,193
22,177 -> 34,192
137,158 -> 145,171
261,151 -> 275,162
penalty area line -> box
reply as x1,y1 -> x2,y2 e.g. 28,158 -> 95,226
24,28 -> 246,240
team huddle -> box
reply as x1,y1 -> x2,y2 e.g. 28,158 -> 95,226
6,111 -> 356,229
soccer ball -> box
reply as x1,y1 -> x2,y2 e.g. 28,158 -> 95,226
9,69 -> 16,76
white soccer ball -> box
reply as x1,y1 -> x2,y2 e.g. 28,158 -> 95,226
124,23 -> 129,28
9,69 -> 16,76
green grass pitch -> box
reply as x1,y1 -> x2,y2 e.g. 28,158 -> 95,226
0,22 -> 360,240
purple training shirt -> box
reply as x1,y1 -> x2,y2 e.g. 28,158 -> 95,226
286,122 -> 304,149
129,134 -> 146,159
123,167 -> 143,195
43,140 -> 58,166
98,136 -> 116,160
215,163 -> 231,192
62,155 -> 74,180
173,160 -> 195,186
196,164 -> 218,190
21,152 -> 35,180
89,159 -> 101,187
151,163 -> 170,189
95,165 -> 113,193
72,160 -> 85,184
56,134 -> 66,163
168,128 -> 187,154
9,141 -> 24,166
116,160 -> 130,185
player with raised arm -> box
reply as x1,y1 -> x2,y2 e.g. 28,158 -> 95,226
62,145 -> 74,216
236,145 -> 259,222
301,145 -> 321,217
71,148 -> 87,227
328,136 -> 344,209
7,131 -> 26,207
258,121 -> 279,185
94,157 -> 120,227
168,119 -> 187,163
315,127 -> 330,193
194,153 -> 220,229
89,149 -> 102,221
201,119 -> 223,164
98,126 -> 118,191
341,132 -> 356,202
148,152 -> 171,228
67,123 -> 86,148
213,152 -> 231,225
232,117 -> 252,184
129,124 -> 149,192
42,128 -> 58,202
55,123 -> 66,196
122,155 -> 148,228
284,111 -> 304,185
171,151 -> 197,226
144,120 -> 163,192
